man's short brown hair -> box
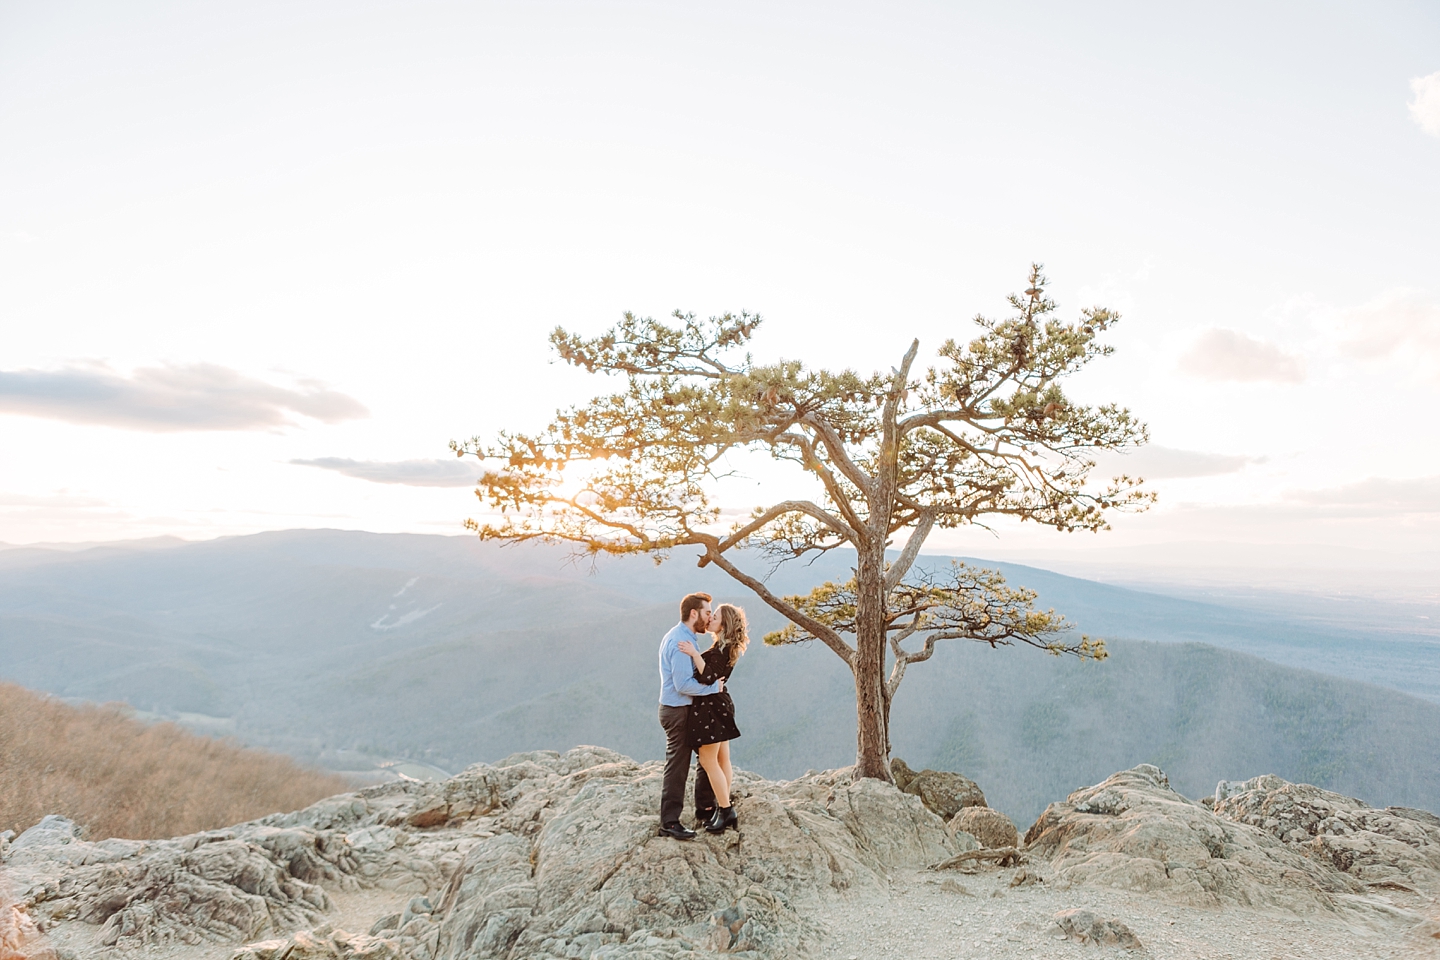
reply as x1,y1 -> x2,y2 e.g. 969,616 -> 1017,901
680,592 -> 712,624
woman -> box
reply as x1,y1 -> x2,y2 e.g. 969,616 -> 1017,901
676,603 -> 748,833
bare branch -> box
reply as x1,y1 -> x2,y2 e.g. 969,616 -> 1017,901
929,848 -> 1022,870
800,412 -> 877,508
771,430 -> 869,533
712,500 -> 858,557
882,340 -> 921,444
699,543 -> 856,667
885,509 -> 936,591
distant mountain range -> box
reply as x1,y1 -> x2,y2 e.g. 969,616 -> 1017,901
2,529 -> 1438,823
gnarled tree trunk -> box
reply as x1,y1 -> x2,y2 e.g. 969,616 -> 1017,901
852,546 -> 891,781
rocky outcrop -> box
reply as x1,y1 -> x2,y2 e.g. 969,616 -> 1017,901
4,748 -> 960,960
8,752 -> 1440,959
1023,765 -> 1360,912
2,804 -> 466,953
889,759 -> 986,820
1211,774 -> 1440,893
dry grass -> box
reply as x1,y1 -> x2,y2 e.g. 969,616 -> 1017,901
0,683 -> 351,840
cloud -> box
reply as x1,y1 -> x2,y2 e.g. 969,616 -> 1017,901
1177,328 -> 1306,384
1284,475 -> 1440,517
1094,444 -> 1262,480
0,491 -> 112,509
1341,289 -> 1440,362
0,491 -> 136,538
1411,71 -> 1440,138
0,363 -> 368,432
291,457 -> 483,487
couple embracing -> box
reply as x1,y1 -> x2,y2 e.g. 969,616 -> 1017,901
657,592 -> 748,840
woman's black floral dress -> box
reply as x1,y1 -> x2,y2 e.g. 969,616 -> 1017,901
688,645 -> 740,748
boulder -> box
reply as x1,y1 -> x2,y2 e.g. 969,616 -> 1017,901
1053,909 -> 1143,949
889,758 -> 986,820
1024,764 -> 1359,912
1211,774 -> 1440,892
951,807 -> 1017,850
429,759 -> 955,958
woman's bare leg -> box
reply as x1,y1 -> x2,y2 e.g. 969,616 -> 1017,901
718,741 -> 733,798
697,743 -> 731,808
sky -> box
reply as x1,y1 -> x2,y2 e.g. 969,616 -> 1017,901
2,1 -> 1438,586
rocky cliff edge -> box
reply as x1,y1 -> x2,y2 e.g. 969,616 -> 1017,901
3,748 -> 1439,959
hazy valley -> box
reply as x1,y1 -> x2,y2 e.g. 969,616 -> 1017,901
2,529 -> 1438,825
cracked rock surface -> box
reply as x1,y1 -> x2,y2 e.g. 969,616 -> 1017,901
1023,764 -> 1360,912
3,747 -> 955,959
1211,774 -> 1440,894
5,753 -> 1440,959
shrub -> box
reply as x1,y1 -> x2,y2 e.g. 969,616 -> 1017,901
0,683 -> 349,840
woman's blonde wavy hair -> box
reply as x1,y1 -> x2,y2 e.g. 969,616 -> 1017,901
712,604 -> 749,667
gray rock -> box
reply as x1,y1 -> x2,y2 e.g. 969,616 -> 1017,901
889,758 -> 987,820
951,807 -> 1017,850
943,824 -> 981,856
429,759 -> 954,958
1212,774 -> 1440,892
1024,764 -> 1361,912
1009,868 -> 1043,887
1053,908 -> 1143,949
2,772 -> 491,950
19,750 -> 1439,959
12,747 -> 964,960
399,895 -> 434,929
7,816 -> 83,859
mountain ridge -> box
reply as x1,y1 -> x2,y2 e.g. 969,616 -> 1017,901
2,529 -> 1438,823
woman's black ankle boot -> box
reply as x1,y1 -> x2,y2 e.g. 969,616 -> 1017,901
706,805 -> 737,834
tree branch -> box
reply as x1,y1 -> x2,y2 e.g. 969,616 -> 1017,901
883,340 -> 921,445
708,500 -> 858,558
800,412 -> 877,507
885,509 -> 936,591
929,848 -> 1022,870
771,430 -> 869,534
699,543 -> 856,667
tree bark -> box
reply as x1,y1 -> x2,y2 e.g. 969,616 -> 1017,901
852,546 -> 892,781
851,343 -> 912,781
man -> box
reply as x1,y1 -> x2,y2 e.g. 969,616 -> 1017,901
657,591 -> 725,840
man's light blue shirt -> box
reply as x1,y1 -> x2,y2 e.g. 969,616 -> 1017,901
658,622 -> 721,707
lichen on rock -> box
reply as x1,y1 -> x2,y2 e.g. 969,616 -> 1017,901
1211,774 -> 1440,895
